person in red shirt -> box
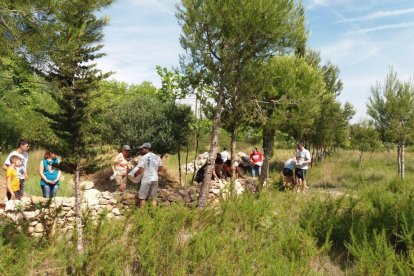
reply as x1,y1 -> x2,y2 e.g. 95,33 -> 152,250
249,147 -> 263,178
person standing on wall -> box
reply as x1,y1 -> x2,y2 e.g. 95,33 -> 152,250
220,147 -> 229,162
134,143 -> 162,207
295,141 -> 311,192
3,140 -> 29,198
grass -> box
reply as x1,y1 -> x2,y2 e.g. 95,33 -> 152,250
2,148 -> 414,274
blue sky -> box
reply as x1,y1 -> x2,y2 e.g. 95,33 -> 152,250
97,0 -> 414,122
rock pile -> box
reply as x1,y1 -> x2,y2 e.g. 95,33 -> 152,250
0,178 -> 257,238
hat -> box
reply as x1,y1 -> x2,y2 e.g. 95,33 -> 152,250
122,145 -> 131,151
138,142 -> 151,149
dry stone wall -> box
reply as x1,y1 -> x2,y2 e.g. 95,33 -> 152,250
0,179 -> 257,238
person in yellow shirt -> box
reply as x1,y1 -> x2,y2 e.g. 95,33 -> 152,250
6,155 -> 22,200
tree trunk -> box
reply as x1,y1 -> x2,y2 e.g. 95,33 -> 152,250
198,89 -> 224,208
397,144 -> 401,177
230,127 -> 237,180
401,142 -> 405,180
191,134 -> 200,184
185,143 -> 189,185
178,140 -> 182,186
75,162 -> 83,253
260,125 -> 275,190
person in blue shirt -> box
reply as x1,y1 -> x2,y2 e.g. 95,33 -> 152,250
39,151 -> 62,198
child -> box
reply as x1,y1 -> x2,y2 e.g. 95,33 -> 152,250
6,155 -> 22,200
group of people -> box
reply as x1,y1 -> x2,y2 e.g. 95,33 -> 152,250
195,147 -> 265,183
111,142 -> 162,207
282,141 -> 311,193
0,140 -> 62,210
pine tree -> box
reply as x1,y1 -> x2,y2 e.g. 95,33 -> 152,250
177,0 -> 306,206
26,0 -> 112,252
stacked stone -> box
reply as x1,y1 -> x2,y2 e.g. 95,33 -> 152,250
181,152 -> 209,173
0,178 -> 257,237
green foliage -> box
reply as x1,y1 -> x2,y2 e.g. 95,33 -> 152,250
102,93 -> 194,156
255,55 -> 326,139
350,121 -> 382,154
367,69 -> 414,145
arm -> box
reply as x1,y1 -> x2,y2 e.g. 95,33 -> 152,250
6,175 -> 15,199
158,166 -> 163,174
303,151 -> 312,164
3,164 -> 8,173
134,167 -> 144,177
38,161 -> 51,184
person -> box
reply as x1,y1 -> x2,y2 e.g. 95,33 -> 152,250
249,147 -> 263,178
194,162 -> 218,184
39,151 -> 62,198
220,147 -> 229,162
6,155 -> 22,200
3,140 -> 29,197
283,156 -> 297,191
0,176 -> 6,209
111,145 -> 131,192
222,160 -> 244,179
134,143 -> 162,207
295,141 -> 311,191
237,152 -> 251,175
214,153 -> 224,179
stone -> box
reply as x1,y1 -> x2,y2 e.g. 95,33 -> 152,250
28,226 -> 35,234
23,211 -> 37,220
62,198 -> 75,207
66,209 -> 76,217
106,213 -> 114,219
31,196 -> 48,205
99,199 -> 109,205
182,196 -> 192,203
178,189 -> 189,197
30,220 -> 38,226
167,193 -> 184,203
112,208 -> 121,216
211,188 -> 221,195
102,192 -> 113,200
158,189 -> 169,199
81,181 -> 95,190
121,192 -> 137,201
108,198 -> 117,205
234,179 -> 246,196
32,232 -> 43,238
83,189 -> 101,207
34,223 -> 44,233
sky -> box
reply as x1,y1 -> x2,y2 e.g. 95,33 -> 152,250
97,0 -> 414,122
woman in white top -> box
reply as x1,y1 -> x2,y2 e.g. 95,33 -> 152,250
111,145 -> 130,192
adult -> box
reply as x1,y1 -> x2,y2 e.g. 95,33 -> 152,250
111,145 -> 130,192
39,151 -> 62,198
3,139 -> 29,197
222,160 -> 244,179
214,153 -> 224,179
220,147 -> 229,162
194,162 -> 218,184
249,147 -> 263,178
134,143 -> 162,207
283,156 -> 297,191
295,141 -> 311,191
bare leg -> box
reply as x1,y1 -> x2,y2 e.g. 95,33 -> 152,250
139,199 -> 146,208
151,199 -> 157,207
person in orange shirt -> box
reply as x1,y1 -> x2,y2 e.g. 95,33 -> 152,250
6,155 -> 22,200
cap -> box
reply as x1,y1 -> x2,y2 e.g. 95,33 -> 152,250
138,142 -> 151,149
122,145 -> 131,151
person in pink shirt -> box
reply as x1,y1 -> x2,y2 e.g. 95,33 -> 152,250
249,147 -> 263,178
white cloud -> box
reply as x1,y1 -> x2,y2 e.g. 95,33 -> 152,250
349,21 -> 414,34
336,7 -> 414,23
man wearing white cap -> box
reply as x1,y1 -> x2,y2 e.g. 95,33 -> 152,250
134,143 -> 162,207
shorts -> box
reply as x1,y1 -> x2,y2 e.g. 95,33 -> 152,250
282,168 -> 293,177
295,168 -> 307,180
139,181 -> 158,200
115,175 -> 127,186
